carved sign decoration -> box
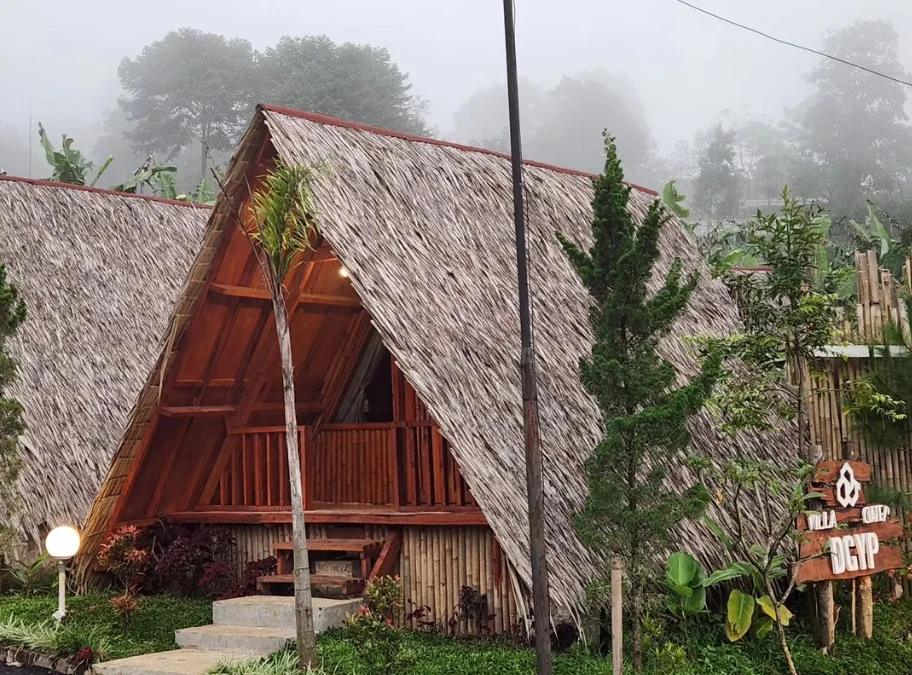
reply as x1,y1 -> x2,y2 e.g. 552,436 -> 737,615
835,462 -> 862,508
796,461 -> 904,584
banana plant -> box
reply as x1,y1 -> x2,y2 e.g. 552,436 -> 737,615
38,123 -> 112,187
851,202 -> 912,280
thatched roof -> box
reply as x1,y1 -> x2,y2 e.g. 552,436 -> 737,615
80,107 -> 796,612
0,176 -> 210,545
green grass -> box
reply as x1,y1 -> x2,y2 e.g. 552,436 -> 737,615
314,602 -> 912,675
0,592 -> 211,661
0,593 -> 910,674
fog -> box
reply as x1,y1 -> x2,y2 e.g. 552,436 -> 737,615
2,0 -> 911,213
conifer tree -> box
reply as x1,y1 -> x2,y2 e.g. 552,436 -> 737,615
559,134 -> 721,669
0,262 -> 26,538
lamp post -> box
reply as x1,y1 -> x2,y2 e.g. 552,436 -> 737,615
45,526 -> 81,621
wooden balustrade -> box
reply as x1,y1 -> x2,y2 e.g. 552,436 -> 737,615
213,428 -> 301,508
208,421 -> 474,511
310,424 -> 397,505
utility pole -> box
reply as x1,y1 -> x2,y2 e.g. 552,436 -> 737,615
502,2 -> 552,674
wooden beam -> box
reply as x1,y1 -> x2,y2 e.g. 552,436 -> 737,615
210,283 -> 361,307
146,418 -> 194,516
368,530 -> 402,581
160,406 -> 237,417
176,377 -> 323,389
197,246 -> 322,507
310,248 -> 338,262
313,311 -> 372,433
251,403 -> 323,413
196,256 -> 260,405
164,508 -> 488,526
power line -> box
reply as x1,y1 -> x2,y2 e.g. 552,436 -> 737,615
675,0 -> 912,89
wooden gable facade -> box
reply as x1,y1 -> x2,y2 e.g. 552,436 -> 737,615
101,134 -> 520,632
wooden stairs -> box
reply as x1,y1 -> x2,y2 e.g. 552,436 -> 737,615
257,532 -> 402,598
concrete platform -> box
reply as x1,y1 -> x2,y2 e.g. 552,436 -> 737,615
91,595 -> 364,675
91,650 -> 234,675
212,595 -> 361,631
174,624 -> 294,654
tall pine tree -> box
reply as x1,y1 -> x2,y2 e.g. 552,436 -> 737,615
559,134 -> 721,669
0,262 -> 25,540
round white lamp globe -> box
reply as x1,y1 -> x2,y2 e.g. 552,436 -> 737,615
46,526 -> 81,560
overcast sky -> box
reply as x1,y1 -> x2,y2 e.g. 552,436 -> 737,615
1,0 -> 911,162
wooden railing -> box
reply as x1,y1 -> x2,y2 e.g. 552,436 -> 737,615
208,422 -> 474,510
309,424 -> 397,505
400,423 -> 474,508
214,428 -> 302,508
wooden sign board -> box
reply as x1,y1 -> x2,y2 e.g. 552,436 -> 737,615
795,460 -> 904,584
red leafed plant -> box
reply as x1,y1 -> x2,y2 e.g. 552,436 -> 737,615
98,526 -> 148,593
109,593 -> 138,624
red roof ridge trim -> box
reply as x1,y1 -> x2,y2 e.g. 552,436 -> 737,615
259,104 -> 659,197
0,174 -> 213,209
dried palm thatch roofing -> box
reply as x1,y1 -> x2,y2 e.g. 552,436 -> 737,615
0,176 -> 210,545
81,106 -> 796,612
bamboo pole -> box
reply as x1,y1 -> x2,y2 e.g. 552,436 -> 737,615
611,558 -> 623,675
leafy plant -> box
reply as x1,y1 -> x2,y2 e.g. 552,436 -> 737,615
345,576 -> 411,675
97,526 -> 149,593
38,123 -> 112,187
3,553 -> 53,597
54,622 -> 112,663
138,522 -> 237,597
452,586 -> 494,634
207,648 -> 308,675
843,294 -> 912,450
710,188 -> 843,459
109,593 -> 138,624
559,133 -> 722,669
694,457 -> 817,675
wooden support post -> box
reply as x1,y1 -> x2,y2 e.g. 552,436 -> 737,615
814,581 -> 835,653
855,576 -> 874,639
611,558 -> 623,675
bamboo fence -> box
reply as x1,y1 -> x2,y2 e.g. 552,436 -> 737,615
808,251 -> 912,584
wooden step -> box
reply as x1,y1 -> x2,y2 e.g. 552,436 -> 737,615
273,538 -> 383,556
257,574 -> 364,597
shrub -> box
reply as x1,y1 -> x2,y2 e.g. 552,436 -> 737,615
0,617 -> 111,665
2,553 -> 55,597
97,526 -> 149,592
110,593 -> 138,623
345,576 -> 411,675
54,623 -> 112,664
241,557 -> 277,595
142,523 -> 237,596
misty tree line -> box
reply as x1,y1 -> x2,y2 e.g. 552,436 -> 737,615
0,18 -> 909,233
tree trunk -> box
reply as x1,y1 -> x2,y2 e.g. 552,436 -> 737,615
631,576 -> 642,670
775,615 -> 799,675
272,295 -> 317,667
200,132 -> 209,185
814,581 -> 835,653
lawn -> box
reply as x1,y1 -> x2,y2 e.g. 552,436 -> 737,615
0,593 -> 910,674
0,593 -> 211,661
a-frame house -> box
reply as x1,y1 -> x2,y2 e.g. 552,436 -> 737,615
80,105 -> 794,630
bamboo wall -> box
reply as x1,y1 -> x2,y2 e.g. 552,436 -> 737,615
808,251 -> 912,571
229,523 -> 520,634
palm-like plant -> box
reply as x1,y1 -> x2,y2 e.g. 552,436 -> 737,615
38,123 -> 112,187
243,161 -> 319,666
